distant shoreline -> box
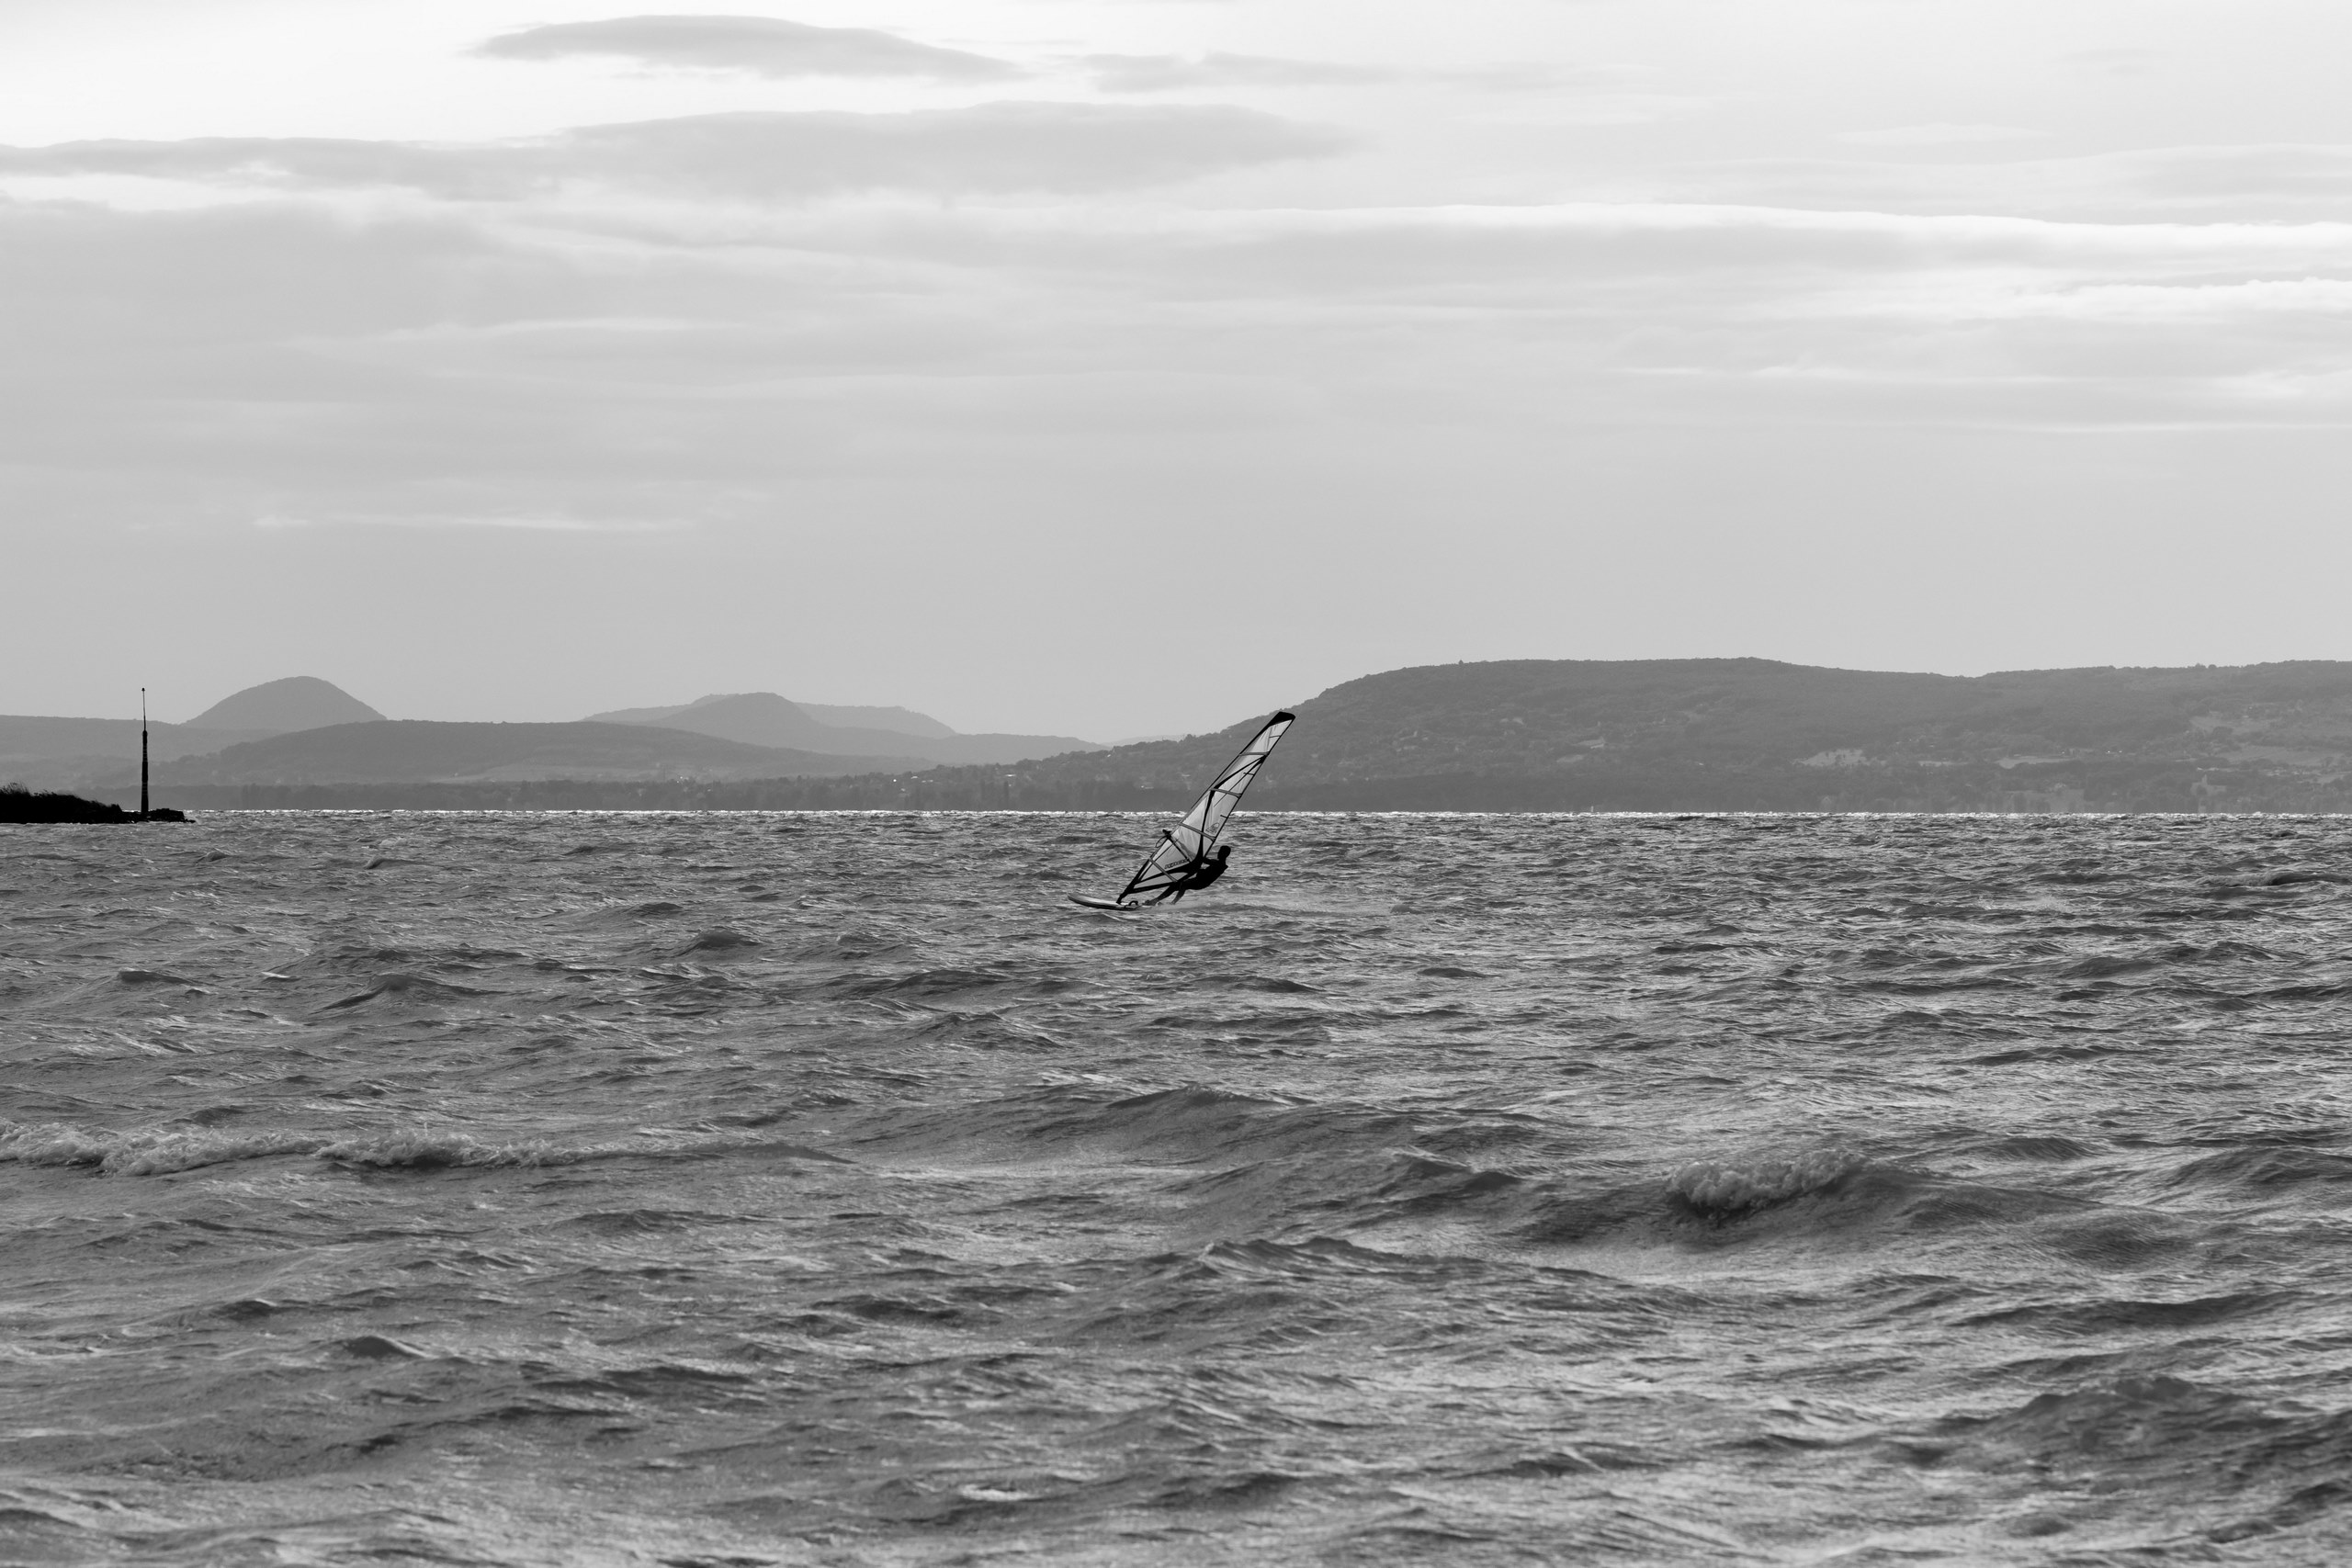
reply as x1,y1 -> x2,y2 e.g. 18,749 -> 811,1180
51,759 -> 2341,816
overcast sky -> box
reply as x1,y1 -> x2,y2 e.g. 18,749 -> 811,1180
6,1 -> 2351,735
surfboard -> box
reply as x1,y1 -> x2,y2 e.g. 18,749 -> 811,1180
1071,710 -> 1295,908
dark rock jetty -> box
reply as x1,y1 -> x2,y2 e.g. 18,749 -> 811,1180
0,784 -> 186,823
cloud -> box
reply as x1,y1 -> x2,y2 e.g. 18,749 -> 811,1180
253,511 -> 685,533
0,137 -> 514,199
1086,51 -> 1405,92
921,202 -> 2352,304
1082,51 -> 1582,95
0,104 -> 1351,202
2066,47 -> 2165,77
474,14 -> 1019,82
2132,144 -> 2352,203
1838,124 -> 2048,148
556,105 -> 1349,197
1636,143 -> 2352,224
1870,277 -> 2352,323
18,175 -> 2352,735
8,177 -> 2352,570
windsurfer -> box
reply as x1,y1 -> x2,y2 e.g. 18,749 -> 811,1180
1152,843 -> 1233,904
1072,710 -> 1293,911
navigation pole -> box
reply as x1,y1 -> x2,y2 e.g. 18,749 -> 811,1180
140,688 -> 149,821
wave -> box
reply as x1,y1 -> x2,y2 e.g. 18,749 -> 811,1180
557,1207 -> 748,1235
1669,1147 -> 1866,1217
1208,974 -> 1321,994
1494,1145 -> 2132,1250
1169,1235 -> 1488,1285
317,1129 -> 846,1170
890,1007 -> 1067,1051
1915,1373 -> 2346,1495
848,1085 -> 1548,1241
1973,1134 -> 2098,1161
1963,1290 -> 2294,1337
676,928 -> 759,957
0,1121 -> 322,1176
2030,1210 -> 2202,1269
2165,1144 -> 2352,1192
113,967 -> 194,987
1041,1086 -> 1427,1168
319,973 -> 501,1010
839,966 -> 1017,998
0,1120 -> 846,1178
2057,941 -> 2285,981
270,942 -> 524,976
313,1132 -> 572,1168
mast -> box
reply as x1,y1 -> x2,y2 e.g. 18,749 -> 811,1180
140,688 -> 149,820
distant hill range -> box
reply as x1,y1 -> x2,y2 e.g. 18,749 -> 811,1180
136,721 -> 906,788
0,716 -> 271,790
128,692 -> 1103,791
30,660 -> 2352,812
5,676 -> 1104,797
753,657 -> 2352,815
1,675 -> 385,790
584,692 -> 1102,765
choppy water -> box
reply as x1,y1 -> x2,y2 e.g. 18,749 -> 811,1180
6,811 -> 2352,1565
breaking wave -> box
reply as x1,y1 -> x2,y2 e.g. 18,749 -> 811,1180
1668,1146 -> 1868,1217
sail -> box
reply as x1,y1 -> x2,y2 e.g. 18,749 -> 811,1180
1116,711 -> 1295,903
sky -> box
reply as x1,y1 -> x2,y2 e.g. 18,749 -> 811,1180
6,1 -> 2352,737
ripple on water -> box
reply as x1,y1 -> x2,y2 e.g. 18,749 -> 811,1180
4,809 -> 2352,1562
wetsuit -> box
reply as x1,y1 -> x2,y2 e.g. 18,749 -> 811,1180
1155,845 -> 1232,903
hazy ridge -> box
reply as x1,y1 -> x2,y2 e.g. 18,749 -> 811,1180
584,691 -> 1103,765
4,679 -> 1103,793
963,657 -> 2352,813
29,659 -> 2352,811
128,721 -> 910,787
0,717 -> 277,790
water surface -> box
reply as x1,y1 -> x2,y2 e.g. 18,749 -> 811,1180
5,811 -> 2351,1563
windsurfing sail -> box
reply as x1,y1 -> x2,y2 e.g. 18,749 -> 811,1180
1111,711 -> 1295,905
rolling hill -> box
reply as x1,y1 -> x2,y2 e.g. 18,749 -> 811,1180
119,721 -> 907,787
43,658 -> 2352,813
1,676 -> 383,791
0,716 -> 278,791
587,691 -> 1102,765
186,676 -> 384,735
896,658 -> 2352,813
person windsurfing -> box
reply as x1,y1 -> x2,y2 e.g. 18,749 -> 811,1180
1150,842 -> 1232,904
1070,712 -> 1295,910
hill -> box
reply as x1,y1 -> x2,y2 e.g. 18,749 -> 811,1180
0,716 -> 278,791
123,721 -> 908,787
51,658 -> 2352,813
893,658 -> 2352,813
586,692 -> 1102,765
797,702 -> 956,739
186,676 -> 385,734
594,694 -> 957,739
